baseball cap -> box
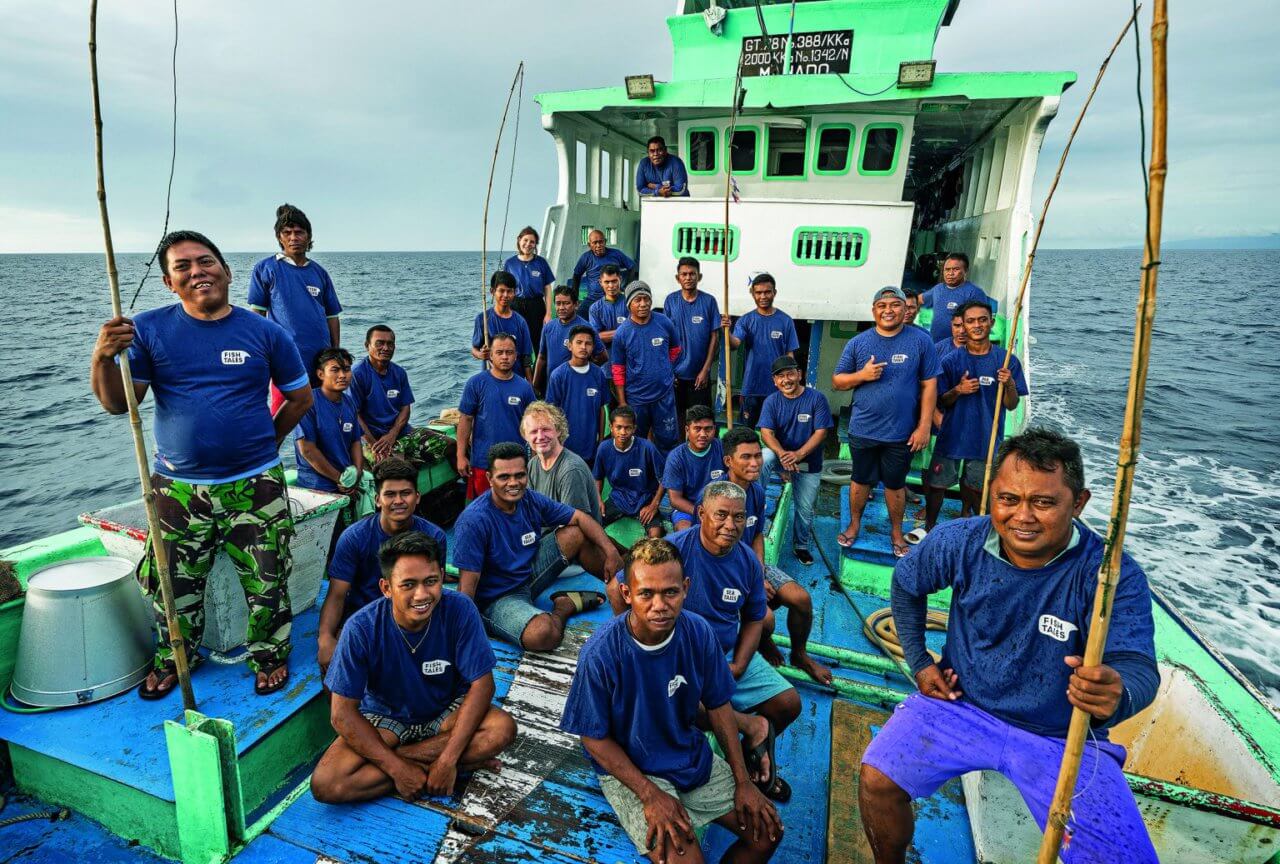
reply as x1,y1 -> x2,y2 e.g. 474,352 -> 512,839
872,285 -> 907,303
771,355 -> 799,375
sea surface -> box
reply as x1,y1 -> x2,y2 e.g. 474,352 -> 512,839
0,249 -> 1276,700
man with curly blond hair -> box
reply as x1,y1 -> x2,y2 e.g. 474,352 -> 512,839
522,401 -> 601,523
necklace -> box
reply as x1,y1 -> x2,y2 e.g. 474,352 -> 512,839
396,610 -> 433,654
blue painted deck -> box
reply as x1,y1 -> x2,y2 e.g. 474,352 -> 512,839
0,795 -> 170,864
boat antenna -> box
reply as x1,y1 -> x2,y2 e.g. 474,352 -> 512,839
721,49 -> 748,429
1038,0 -> 1166,859
978,6 -> 1140,516
480,61 -> 525,355
89,0 -> 197,713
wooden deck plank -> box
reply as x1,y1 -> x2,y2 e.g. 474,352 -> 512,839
828,698 -> 890,864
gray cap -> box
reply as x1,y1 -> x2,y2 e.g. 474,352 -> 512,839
873,285 -> 907,303
625,280 -> 652,306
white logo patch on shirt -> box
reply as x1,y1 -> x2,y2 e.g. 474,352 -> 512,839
307,285 -> 321,297
650,337 -> 665,347
891,353 -> 908,364
520,531 -> 537,546
616,315 -> 627,324
979,375 -> 995,386
386,389 -> 401,398
770,330 -> 783,339
692,316 -> 704,324
531,270 -> 542,277
221,350 -> 248,365
1038,614 -> 1079,642
421,660 -> 452,676
562,339 -> 571,348
668,675 -> 688,697
746,516 -> 758,528
342,422 -> 353,432
946,301 -> 958,310
710,469 -> 725,480
721,587 -> 742,603
586,388 -> 599,396
628,468 -> 643,477
507,395 -> 522,405
797,413 -> 812,423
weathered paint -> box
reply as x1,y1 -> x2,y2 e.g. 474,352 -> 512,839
166,716 -> 232,864
828,698 -> 890,863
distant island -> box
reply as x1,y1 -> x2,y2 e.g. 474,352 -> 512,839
1044,234 -> 1280,252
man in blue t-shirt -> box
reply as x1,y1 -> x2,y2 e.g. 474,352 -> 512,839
934,308 -> 967,364
661,405 -> 725,530
456,332 -> 536,500
588,265 -> 630,350
759,355 -> 833,565
533,285 -> 606,391
728,273 -> 800,428
635,135 -> 690,198
859,429 -> 1159,864
922,300 -> 1028,533
317,458 -> 448,674
663,257 -> 728,422
351,324 -> 415,461
293,348 -> 364,498
595,407 -> 666,545
611,281 -> 682,453
311,532 -> 516,804
546,325 -> 611,466
921,252 -> 996,343
453,442 -> 622,650
572,229 -> 636,307
561,538 -> 781,862
471,271 -> 535,380
832,286 -> 939,558
92,230 -> 312,698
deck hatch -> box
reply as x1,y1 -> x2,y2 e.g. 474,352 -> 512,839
791,226 -> 868,267
673,222 -> 740,261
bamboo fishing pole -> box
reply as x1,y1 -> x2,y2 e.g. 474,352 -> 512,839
978,6 -> 1139,516
89,0 -> 196,713
1037,0 -> 1166,859
721,54 -> 747,429
480,61 -> 524,356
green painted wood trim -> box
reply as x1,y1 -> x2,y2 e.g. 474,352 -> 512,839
725,125 -> 760,175
672,222 -> 740,262
190,712 -> 247,841
840,555 -> 953,611
763,482 -> 793,568
9,743 -> 181,859
858,122 -> 903,176
772,634 -> 905,680
685,126 -> 718,175
762,124 -> 808,182
166,717 -> 231,864
777,663 -> 905,709
791,226 -> 869,268
812,123 -> 856,176
236,695 -> 334,819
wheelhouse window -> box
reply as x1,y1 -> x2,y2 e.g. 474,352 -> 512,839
728,127 -> 759,174
814,125 -> 854,174
765,125 -> 807,179
860,124 -> 902,175
687,128 -> 717,174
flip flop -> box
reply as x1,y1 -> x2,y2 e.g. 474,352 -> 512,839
255,662 -> 289,696
836,531 -> 855,548
892,542 -> 911,559
551,590 -> 605,614
137,664 -> 179,701
904,527 -> 928,546
742,720 -> 792,803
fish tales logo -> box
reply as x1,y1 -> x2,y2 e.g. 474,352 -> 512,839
1038,614 -> 1079,642
306,285 -> 321,298
421,660 -> 452,676
667,675 -> 688,697
891,353 -> 908,364
221,350 -> 249,365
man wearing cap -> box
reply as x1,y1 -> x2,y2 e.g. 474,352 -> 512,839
728,273 -> 800,428
833,286 -> 939,558
572,230 -> 636,308
610,281 -> 682,454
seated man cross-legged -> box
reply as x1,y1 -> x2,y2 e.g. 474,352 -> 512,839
311,532 -> 516,804
562,538 -> 781,864
595,406 -> 666,543
662,405 -> 725,531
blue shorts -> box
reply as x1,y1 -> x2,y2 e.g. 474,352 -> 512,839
729,653 -> 793,712
671,510 -> 695,528
480,532 -> 570,645
862,694 -> 1156,864
763,565 -> 795,592
631,391 -> 680,452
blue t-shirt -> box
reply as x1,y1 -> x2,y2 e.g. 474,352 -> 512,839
546,362 -> 610,465
834,327 -> 940,443
662,439 -> 726,502
247,254 -> 341,375
589,295 -> 629,336
935,347 -> 1028,461
293,389 -> 362,492
611,315 -> 680,404
126,305 -> 308,483
472,308 -> 534,367
451,490 -> 576,607
593,437 -> 665,514
732,310 -> 800,397
540,315 -> 604,373
665,527 -> 767,653
501,254 -> 556,301
923,281 -> 995,343
561,611 -> 732,791
350,359 -> 415,440
934,337 -> 962,364
893,518 -> 1157,738
329,514 -> 449,611
636,155 -> 690,197
572,248 -> 636,306
325,594 -> 495,724
457,371 -> 536,470
695,480 -> 766,547
758,386 -> 834,474
662,290 -> 720,381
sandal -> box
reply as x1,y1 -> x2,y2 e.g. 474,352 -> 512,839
137,663 -> 179,701
904,527 -> 928,546
836,531 -> 855,549
742,719 -> 793,804
551,590 -> 605,614
892,542 -> 911,559
255,662 -> 289,696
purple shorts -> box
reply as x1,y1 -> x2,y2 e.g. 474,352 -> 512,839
862,694 -> 1157,864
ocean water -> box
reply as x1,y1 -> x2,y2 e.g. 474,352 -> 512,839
0,249 -> 1275,700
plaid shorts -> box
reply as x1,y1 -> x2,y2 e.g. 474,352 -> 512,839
362,695 -> 464,745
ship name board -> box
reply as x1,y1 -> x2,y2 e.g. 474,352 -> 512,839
740,30 -> 853,77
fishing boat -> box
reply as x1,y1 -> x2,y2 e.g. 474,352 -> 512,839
1,1 -> 1277,862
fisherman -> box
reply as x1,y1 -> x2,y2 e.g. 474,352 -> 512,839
248,204 -> 342,413
572,229 -> 636,307
523,401 -> 602,523
728,273 -> 800,428
611,280 -> 683,454
472,271 -> 535,380
546,325 -> 611,466
858,429 -> 1159,864
502,226 -> 556,352
757,355 -> 832,567
594,406 -> 666,542
635,135 -> 690,198
561,538 -> 782,864
91,230 -> 310,698
663,257 -> 727,421
452,442 -> 623,650
921,252 -> 996,344
662,405 -> 725,530
921,300 -> 1027,534
533,284 -> 606,389
311,532 -> 516,804
833,287 -> 939,558
934,307 -> 967,363
293,348 -> 364,500
317,458 -> 448,675
351,325 -> 415,461
902,289 -> 926,332
456,332 -> 537,500
588,265 -> 629,349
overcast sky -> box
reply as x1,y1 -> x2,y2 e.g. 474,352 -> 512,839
1,0 -> 1274,252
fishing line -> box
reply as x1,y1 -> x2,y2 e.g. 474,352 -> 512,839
127,0 -> 179,312
496,65 -> 524,263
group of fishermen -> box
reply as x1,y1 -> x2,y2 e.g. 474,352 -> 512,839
90,201 -> 1161,863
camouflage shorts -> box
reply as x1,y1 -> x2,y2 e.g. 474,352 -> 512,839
136,464 -> 295,673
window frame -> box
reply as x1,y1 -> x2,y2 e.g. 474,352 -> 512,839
812,123 -> 856,176
763,124 -> 809,182
858,122 -> 904,177
725,125 -> 761,176
685,126 -> 719,176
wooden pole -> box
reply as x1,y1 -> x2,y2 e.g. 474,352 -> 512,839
978,7 -> 1139,516
480,61 -> 524,353
721,57 -> 746,429
89,0 -> 196,713
1037,1 -> 1166,859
